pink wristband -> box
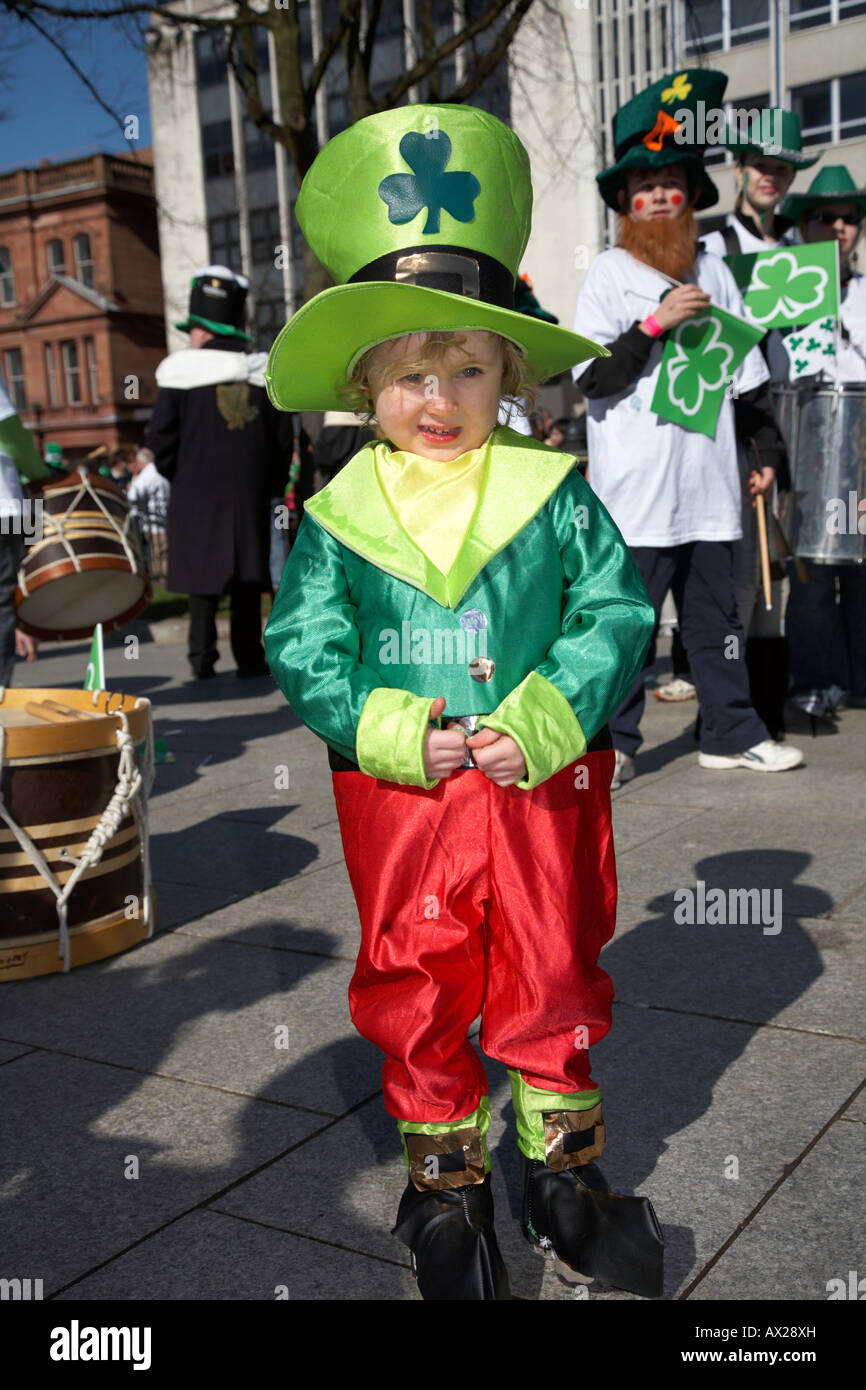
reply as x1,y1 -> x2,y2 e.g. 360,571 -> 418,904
643,313 -> 664,338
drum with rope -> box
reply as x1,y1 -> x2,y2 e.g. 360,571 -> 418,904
0,687 -> 154,980
14,469 -> 152,641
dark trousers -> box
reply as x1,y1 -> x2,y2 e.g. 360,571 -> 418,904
786,560 -> 866,704
611,541 -> 768,757
188,582 -> 265,676
0,534 -> 24,688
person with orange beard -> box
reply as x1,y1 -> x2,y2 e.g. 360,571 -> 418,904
573,70 -> 803,788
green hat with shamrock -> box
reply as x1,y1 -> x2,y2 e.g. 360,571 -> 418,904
725,108 -> 819,169
781,164 -> 866,223
265,104 -> 606,412
596,69 -> 729,212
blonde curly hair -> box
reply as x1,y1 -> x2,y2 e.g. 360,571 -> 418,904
336,330 -> 538,431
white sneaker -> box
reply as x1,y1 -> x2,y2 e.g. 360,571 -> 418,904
698,740 -> 804,773
611,749 -> 635,789
652,678 -> 696,702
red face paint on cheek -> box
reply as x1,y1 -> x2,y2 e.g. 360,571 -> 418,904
671,192 -> 683,206
634,197 -> 644,211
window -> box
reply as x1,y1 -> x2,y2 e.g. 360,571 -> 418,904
4,348 -> 26,411
0,246 -> 14,305
789,0 -> 831,28
85,338 -> 99,404
250,205 -> 281,265
730,0 -> 769,44
209,213 -> 241,267
44,343 -> 60,407
244,117 -> 276,173
790,72 -> 866,144
61,341 -> 82,405
202,120 -> 234,179
791,0 -> 866,27
73,233 -> 94,289
685,0 -> 723,53
840,71 -> 866,141
46,238 -> 65,276
683,0 -> 768,53
195,29 -> 229,87
255,298 -> 286,348
791,79 -> 833,145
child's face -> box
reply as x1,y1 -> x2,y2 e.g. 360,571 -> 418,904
368,331 -> 504,460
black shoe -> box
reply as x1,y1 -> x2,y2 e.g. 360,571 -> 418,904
393,1173 -> 511,1300
190,666 -> 216,681
521,1154 -> 664,1298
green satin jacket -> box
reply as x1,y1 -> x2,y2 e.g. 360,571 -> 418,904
264,426 -> 654,789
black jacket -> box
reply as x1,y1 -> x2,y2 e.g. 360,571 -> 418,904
147,339 -> 293,593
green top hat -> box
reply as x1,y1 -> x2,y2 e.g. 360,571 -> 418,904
175,265 -> 252,341
265,104 -> 606,413
44,441 -> 63,463
725,108 -> 819,169
781,164 -> 866,223
596,69 -> 729,212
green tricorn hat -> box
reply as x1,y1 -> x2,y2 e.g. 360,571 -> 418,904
781,165 -> 866,223
175,265 -> 252,341
725,108 -> 820,169
596,68 -> 729,212
265,104 -> 606,412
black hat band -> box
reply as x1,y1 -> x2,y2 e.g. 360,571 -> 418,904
349,244 -> 515,310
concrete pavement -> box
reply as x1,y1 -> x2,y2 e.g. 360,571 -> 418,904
1,626 -> 863,1302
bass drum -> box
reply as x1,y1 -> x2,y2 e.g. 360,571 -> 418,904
15,470 -> 152,640
773,383 -> 866,564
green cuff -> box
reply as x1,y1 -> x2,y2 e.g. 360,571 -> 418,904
508,1072 -> 601,1161
399,1096 -> 492,1174
481,670 -> 587,789
355,687 -> 438,788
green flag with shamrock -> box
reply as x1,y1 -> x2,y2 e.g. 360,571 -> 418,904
725,242 -> 839,331
651,307 -> 764,438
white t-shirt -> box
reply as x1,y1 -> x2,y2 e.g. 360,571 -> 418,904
572,247 -> 769,547
0,370 -> 25,517
127,461 -> 170,529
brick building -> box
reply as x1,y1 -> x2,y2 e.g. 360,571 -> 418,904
0,151 -> 166,463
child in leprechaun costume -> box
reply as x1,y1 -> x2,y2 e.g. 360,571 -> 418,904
263,104 -> 663,1300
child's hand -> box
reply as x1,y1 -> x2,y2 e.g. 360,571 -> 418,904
466,727 -> 527,786
424,696 -> 468,780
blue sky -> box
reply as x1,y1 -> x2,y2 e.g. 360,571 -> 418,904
2,2 -> 153,170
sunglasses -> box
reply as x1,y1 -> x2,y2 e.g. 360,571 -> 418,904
808,211 -> 861,227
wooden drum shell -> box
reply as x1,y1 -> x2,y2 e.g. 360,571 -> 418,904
0,689 -> 153,981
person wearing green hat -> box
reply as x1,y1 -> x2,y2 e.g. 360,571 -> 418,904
779,165 -> 866,714
263,102 -> 664,1300
573,70 -> 803,788
700,110 -> 818,746
148,265 -> 293,679
702,108 -> 819,267
0,367 -> 50,683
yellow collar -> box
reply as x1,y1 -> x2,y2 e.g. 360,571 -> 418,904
304,425 -> 575,609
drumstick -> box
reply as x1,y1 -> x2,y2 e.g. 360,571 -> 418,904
755,492 -> 773,611
25,701 -> 86,724
43,699 -> 101,720
24,700 -> 99,723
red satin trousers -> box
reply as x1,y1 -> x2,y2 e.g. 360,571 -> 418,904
332,751 -> 618,1123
